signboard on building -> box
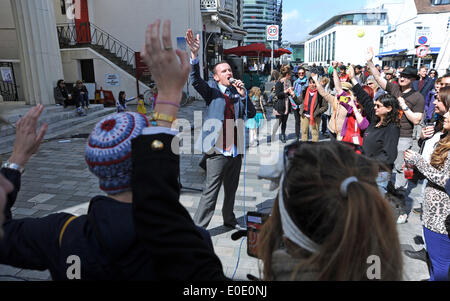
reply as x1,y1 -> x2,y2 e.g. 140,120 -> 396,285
105,73 -> 120,87
266,25 -> 279,41
0,67 -> 13,83
135,52 -> 151,78
415,30 -> 431,46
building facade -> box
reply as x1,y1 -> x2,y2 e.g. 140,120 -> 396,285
377,0 -> 450,74
200,0 -> 247,79
305,8 -> 388,66
290,42 -> 305,64
242,0 -> 282,47
0,0 -> 205,104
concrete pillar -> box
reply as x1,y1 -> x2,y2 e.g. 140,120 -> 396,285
10,0 -> 64,105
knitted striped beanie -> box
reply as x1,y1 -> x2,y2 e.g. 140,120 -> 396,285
85,112 -> 149,195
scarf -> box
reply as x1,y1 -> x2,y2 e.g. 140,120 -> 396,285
304,87 -> 318,125
294,77 -> 308,97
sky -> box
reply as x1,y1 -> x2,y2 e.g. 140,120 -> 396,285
282,0 -> 402,42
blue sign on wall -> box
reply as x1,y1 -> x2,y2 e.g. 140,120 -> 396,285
418,36 -> 428,45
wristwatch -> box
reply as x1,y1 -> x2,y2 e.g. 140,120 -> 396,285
1,161 -> 25,174
403,106 -> 410,112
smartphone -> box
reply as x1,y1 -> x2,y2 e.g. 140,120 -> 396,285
246,211 -> 269,258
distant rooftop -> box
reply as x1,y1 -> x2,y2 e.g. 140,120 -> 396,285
309,8 -> 387,35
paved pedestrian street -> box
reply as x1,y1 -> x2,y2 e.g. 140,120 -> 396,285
0,103 -> 429,281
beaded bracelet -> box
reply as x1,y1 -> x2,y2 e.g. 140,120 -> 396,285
155,100 -> 180,108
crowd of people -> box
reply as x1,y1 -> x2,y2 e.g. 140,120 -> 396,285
0,19 -> 448,281
254,47 -> 449,280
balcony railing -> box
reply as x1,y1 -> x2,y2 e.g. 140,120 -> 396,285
57,22 -> 136,69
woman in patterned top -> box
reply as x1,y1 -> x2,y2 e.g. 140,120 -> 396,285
404,86 -> 450,281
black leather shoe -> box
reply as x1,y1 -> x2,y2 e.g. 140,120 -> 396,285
224,223 -> 246,231
404,248 -> 428,262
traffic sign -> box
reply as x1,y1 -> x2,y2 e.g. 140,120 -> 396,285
416,45 -> 430,58
415,30 -> 431,46
418,36 -> 428,45
266,25 -> 279,41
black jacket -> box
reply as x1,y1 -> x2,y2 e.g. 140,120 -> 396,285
353,84 -> 400,168
0,168 -> 214,280
413,76 -> 435,99
131,133 -> 228,281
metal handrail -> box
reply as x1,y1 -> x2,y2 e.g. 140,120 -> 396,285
56,22 -> 136,69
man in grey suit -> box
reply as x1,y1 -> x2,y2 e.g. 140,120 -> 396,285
186,29 -> 256,230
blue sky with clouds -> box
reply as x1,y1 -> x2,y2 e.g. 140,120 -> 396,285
282,0 -> 400,42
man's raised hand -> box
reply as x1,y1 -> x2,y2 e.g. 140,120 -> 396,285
141,20 -> 190,103
186,29 -> 200,60
366,47 -> 374,62
347,65 -> 355,79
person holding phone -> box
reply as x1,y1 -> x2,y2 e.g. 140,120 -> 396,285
404,87 -> 450,281
273,65 -> 294,143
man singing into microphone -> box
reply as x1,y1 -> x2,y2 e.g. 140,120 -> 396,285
186,29 -> 256,230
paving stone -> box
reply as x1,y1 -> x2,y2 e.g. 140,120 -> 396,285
13,208 -> 38,216
32,204 -> 58,211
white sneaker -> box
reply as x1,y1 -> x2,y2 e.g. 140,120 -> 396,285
396,214 -> 408,224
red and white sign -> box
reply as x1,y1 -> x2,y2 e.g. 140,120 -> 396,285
416,45 -> 430,58
266,25 -> 279,41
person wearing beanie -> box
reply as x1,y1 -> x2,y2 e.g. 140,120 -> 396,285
0,108 -> 215,280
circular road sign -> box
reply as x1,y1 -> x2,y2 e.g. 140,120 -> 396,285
267,25 -> 278,37
416,45 -> 430,58
418,36 -> 428,45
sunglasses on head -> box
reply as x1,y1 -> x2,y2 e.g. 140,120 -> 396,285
283,141 -> 364,169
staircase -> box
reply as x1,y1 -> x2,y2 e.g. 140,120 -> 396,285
0,104 -> 116,155
56,22 -> 152,83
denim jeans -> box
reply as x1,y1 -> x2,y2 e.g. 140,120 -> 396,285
377,171 -> 391,196
404,179 -> 427,214
392,137 -> 413,189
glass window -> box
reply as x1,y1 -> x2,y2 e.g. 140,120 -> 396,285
431,0 -> 450,5
327,33 -> 331,61
331,32 -> 336,61
60,0 -> 66,15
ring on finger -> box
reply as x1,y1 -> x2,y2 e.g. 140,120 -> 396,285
164,47 -> 173,51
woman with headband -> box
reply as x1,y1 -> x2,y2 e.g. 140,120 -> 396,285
257,142 -> 403,280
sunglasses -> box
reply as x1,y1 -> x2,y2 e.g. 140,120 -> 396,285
375,104 -> 384,109
284,141 -> 364,169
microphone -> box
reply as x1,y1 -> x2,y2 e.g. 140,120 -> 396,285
230,230 -> 247,241
229,77 -> 236,85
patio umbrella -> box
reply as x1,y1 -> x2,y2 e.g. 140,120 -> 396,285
223,43 -> 271,57
273,48 -> 292,58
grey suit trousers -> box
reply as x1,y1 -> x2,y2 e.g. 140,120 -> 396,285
193,154 -> 242,228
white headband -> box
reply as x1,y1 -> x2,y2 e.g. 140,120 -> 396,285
278,174 -> 320,254
340,176 -> 358,197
